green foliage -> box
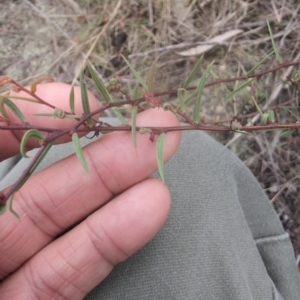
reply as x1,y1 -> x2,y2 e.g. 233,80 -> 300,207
30,143 -> 53,174
4,98 -> 27,122
193,61 -> 214,123
121,54 -> 148,91
267,21 -> 282,63
183,55 -> 203,89
69,85 -> 75,113
8,194 -> 20,220
87,63 -> 126,124
20,129 -> 45,158
87,63 -> 112,103
177,88 -> 186,112
147,59 -> 157,93
80,70 -> 93,127
281,130 -> 293,138
246,50 -> 275,76
156,133 -> 166,183
225,78 -> 256,101
72,132 -> 89,174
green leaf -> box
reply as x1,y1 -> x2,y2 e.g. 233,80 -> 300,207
267,20 -> 282,63
0,203 -> 6,215
80,70 -> 93,128
183,91 -> 197,107
87,62 -> 127,124
121,54 -> 148,91
280,130 -> 293,138
30,143 -> 53,174
193,61 -> 214,123
177,88 -> 186,112
112,108 -> 127,125
163,103 -> 176,113
20,129 -> 45,158
261,113 -> 269,125
183,55 -> 203,89
267,109 -> 275,123
69,85 -> 75,113
0,96 -> 9,120
246,50 -> 275,76
8,194 -> 20,220
147,59 -> 157,93
4,98 -> 27,122
133,84 -> 141,99
72,133 -> 89,174
87,63 -> 112,103
250,93 -> 263,115
225,78 -> 256,101
156,133 -> 166,183
131,106 -> 138,148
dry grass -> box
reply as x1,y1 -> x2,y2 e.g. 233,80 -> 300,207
1,0 -> 300,268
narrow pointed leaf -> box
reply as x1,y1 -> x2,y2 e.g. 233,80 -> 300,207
0,96 -> 9,120
280,130 -> 293,138
193,61 -> 214,123
30,143 -> 53,174
182,91 -> 197,108
112,108 -> 127,124
131,106 -> 138,147
156,133 -> 166,183
246,50 -> 275,76
121,54 -> 148,91
183,55 -> 203,89
20,129 -> 45,158
133,85 -> 141,100
87,63 -> 112,103
177,88 -> 186,112
267,110 -> 275,123
7,96 -> 39,103
267,20 -> 282,63
72,133 -> 89,174
80,70 -> 93,127
4,98 -> 27,122
69,85 -> 75,113
8,194 -> 20,220
147,59 -> 157,93
225,78 -> 256,101
15,175 -> 30,192
261,113 -> 269,125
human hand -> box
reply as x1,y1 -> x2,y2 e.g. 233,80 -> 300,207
0,83 -> 181,299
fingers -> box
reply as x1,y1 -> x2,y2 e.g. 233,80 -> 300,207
0,178 -> 171,299
0,108 -> 181,279
0,82 -> 98,161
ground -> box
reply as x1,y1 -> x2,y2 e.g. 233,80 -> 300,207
1,0 -> 300,269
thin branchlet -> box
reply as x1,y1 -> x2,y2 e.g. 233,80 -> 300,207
1,61 -> 300,205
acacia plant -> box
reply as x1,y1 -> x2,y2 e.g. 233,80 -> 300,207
1,53 -> 300,218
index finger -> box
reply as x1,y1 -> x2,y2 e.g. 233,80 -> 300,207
0,82 -> 98,161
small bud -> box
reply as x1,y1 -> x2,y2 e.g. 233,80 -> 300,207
139,128 -> 152,134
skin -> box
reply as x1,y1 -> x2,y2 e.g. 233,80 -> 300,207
0,83 -> 181,299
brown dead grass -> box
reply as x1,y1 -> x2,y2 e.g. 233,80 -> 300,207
1,0 -> 300,268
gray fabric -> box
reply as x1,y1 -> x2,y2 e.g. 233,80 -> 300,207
1,119 -> 299,300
